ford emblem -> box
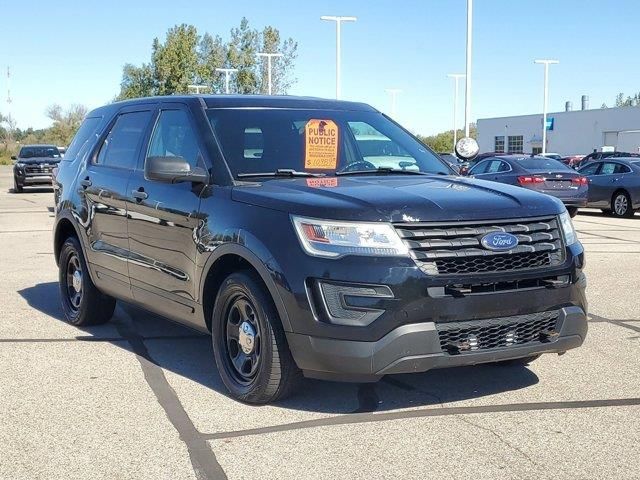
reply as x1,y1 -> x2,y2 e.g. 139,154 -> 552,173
481,232 -> 519,251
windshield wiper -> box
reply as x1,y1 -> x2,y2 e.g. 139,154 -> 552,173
237,169 -> 326,179
336,167 -> 442,176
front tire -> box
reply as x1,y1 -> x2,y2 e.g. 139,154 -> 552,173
611,191 -> 634,218
212,271 -> 300,404
13,177 -> 23,193
58,236 -> 115,326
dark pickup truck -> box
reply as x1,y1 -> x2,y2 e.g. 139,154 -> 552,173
53,95 -> 588,404
12,144 -> 62,192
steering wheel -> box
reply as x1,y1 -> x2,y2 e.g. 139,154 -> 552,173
338,160 -> 377,173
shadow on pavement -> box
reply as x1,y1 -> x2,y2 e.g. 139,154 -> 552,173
19,281 -> 540,414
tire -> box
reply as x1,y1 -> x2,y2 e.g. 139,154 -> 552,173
58,236 -> 115,326
13,177 -> 23,193
567,207 -> 578,218
212,271 -> 301,404
494,354 -> 541,366
611,191 -> 634,218
601,209 -> 612,216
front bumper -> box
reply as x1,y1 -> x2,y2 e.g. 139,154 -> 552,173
14,171 -> 54,186
287,305 -> 587,381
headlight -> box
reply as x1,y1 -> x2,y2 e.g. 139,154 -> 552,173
15,162 -> 25,168
292,216 -> 409,258
559,210 -> 577,246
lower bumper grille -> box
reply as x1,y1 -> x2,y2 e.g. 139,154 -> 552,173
437,311 -> 560,354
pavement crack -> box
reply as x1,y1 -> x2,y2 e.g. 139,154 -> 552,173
115,308 -> 227,480
456,415 -> 544,471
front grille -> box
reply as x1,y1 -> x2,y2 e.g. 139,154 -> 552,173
437,311 -> 560,354
395,216 -> 565,275
25,165 -> 52,174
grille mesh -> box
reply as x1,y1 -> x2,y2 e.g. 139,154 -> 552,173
395,216 -> 565,275
437,311 -> 560,354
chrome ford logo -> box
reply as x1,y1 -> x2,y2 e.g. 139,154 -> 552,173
481,232 -> 519,251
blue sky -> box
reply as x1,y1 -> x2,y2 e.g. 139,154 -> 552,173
1,0 -> 636,135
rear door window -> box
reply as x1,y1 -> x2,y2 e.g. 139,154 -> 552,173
599,162 -> 629,175
95,111 -> 151,170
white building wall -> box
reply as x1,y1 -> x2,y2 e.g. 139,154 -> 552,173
477,106 -> 640,156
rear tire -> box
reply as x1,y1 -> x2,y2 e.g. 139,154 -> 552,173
611,191 -> 634,218
58,236 -> 115,326
567,207 -> 578,218
212,271 -> 301,404
494,354 -> 541,366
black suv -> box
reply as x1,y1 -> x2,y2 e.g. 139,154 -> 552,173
53,96 -> 588,404
12,144 -> 62,192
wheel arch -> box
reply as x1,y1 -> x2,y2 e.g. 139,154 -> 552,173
53,215 -> 82,266
199,244 -> 292,333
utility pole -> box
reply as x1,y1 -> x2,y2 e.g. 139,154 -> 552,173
385,89 -> 402,118
6,66 -> 12,105
320,16 -> 357,100
447,74 -> 465,151
187,84 -> 210,94
464,0 -> 473,138
534,59 -> 559,155
215,68 -> 239,94
257,53 -> 283,95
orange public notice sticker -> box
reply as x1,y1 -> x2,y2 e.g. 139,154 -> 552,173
304,119 -> 339,170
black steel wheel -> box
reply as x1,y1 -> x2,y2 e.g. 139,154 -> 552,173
212,271 -> 301,404
58,236 -> 115,326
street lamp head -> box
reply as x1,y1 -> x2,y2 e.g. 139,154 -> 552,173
321,15 -> 357,22
447,73 -> 466,79
534,59 -> 559,65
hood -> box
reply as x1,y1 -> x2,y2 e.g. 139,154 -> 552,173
16,157 -> 61,165
232,175 -> 565,223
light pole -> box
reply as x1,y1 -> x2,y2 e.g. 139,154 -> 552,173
464,0 -> 473,138
534,59 -> 559,155
215,68 -> 239,94
447,74 -> 465,151
257,53 -> 283,95
320,15 -> 357,99
385,89 -> 402,117
187,84 -> 210,94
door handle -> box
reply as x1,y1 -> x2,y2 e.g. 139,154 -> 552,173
132,189 -> 148,201
80,178 -> 92,188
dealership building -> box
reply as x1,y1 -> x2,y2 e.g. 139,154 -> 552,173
477,97 -> 640,156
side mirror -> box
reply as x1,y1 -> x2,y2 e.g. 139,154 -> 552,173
145,156 -> 208,184
11,155 -> 17,161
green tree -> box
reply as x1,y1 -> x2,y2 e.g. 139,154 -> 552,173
417,125 -> 477,153
44,104 -> 88,146
116,19 -> 298,99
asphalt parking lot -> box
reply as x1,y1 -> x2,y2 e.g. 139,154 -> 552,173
0,165 -> 638,480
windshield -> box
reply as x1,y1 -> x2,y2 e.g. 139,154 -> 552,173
19,146 -> 60,159
207,109 -> 451,178
517,157 -> 572,172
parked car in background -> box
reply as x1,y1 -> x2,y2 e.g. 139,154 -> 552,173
575,151 -> 640,170
52,95 -> 587,404
539,153 -> 563,161
467,154 -> 588,217
578,158 -> 640,217
12,144 -> 62,193
561,155 -> 585,169
438,152 -> 463,173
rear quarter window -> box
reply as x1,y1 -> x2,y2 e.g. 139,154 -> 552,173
64,117 -> 102,162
